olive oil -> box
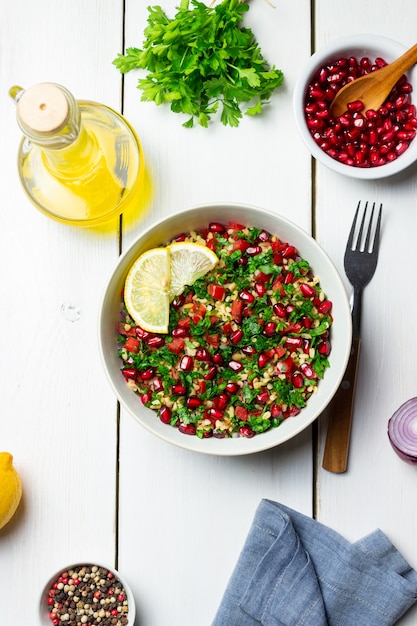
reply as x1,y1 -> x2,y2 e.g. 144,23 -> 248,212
11,83 -> 146,227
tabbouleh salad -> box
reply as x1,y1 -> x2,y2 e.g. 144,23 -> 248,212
117,221 -> 333,439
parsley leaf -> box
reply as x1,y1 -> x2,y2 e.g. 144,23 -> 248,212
113,0 -> 284,127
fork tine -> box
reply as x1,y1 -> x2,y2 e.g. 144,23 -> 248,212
363,202 -> 375,251
356,201 -> 368,251
347,200 -> 366,250
372,203 -> 382,254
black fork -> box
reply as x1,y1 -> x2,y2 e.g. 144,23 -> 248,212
322,201 -> 382,473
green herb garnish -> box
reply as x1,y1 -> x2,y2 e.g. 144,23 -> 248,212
113,0 -> 284,127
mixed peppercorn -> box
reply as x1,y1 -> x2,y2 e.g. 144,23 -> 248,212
46,565 -> 129,625
118,221 -> 333,439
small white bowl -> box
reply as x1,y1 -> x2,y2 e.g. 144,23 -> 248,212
293,34 -> 417,179
99,202 -> 352,456
39,562 -> 136,625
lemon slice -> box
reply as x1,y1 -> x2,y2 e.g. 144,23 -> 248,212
124,247 -> 170,333
168,242 -> 219,300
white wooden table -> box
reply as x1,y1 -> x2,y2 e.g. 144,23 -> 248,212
1,1 -> 417,624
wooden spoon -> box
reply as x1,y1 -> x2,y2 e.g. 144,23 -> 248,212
330,42 -> 417,118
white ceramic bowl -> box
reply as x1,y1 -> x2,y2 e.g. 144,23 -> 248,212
39,562 -> 135,625
293,34 -> 417,179
99,202 -> 352,456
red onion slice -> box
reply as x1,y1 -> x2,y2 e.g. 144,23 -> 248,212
388,397 -> 417,464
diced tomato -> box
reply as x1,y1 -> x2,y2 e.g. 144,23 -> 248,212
177,316 -> 191,328
231,300 -> 243,324
232,239 -> 250,252
209,315 -> 220,325
192,302 -> 206,318
208,283 -> 225,301
223,322 -> 233,335
206,237 -> 218,251
235,405 -> 248,421
274,345 -> 286,359
124,337 -> 140,353
272,276 -> 285,295
226,221 -> 245,231
271,239 -> 287,253
206,333 -> 220,347
167,337 -> 185,354
118,322 -> 136,337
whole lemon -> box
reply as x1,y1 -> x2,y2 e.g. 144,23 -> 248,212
0,452 -> 22,530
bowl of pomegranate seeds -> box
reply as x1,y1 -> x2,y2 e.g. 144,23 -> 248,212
99,202 -> 352,456
293,34 -> 417,178
40,562 -> 135,626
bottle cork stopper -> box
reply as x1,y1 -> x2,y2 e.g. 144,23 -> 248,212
17,83 -> 69,133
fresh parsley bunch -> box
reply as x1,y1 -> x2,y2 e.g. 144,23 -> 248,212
113,0 -> 284,127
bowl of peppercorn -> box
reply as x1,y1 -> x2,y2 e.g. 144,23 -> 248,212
99,202 -> 352,456
39,562 -> 136,626
293,34 -> 417,179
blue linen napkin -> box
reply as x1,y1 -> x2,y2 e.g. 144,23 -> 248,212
212,499 -> 417,626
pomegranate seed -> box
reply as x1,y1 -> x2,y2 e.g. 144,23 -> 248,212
179,423 -> 196,436
273,303 -> 287,318
153,377 -> 163,392
172,383 -> 186,395
242,345 -> 257,355
257,230 -> 270,242
317,340 -> 331,356
300,363 -> 316,379
204,366 -> 217,381
258,352 -> 271,368
239,289 -> 255,303
171,294 -> 185,308
256,390 -> 269,404
347,100 -> 364,112
212,353 -> 224,365
186,397 -> 202,409
292,372 -> 304,388
263,322 -> 276,337
282,245 -> 297,258
246,245 -> 262,256
147,336 -> 165,349
318,299 -> 332,314
254,282 -> 266,296
271,404 -> 283,419
141,391 -> 152,404
159,407 -> 172,426
195,347 -> 211,361
141,367 -> 155,380
209,408 -> 225,420
214,393 -> 229,410
284,337 -> 303,349
300,283 -> 316,298
179,355 -> 193,371
122,368 -> 138,380
225,382 -> 239,394
135,327 -> 151,340
228,360 -> 243,372
230,329 -> 244,344
209,222 -> 226,233
239,426 -> 255,438
172,327 -> 188,337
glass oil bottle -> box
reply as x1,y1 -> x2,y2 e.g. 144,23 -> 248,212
10,82 -> 146,227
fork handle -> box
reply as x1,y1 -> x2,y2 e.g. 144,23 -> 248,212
321,337 -> 361,473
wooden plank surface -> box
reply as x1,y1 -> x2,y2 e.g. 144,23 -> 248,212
119,1 -> 314,624
315,2 -> 417,624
